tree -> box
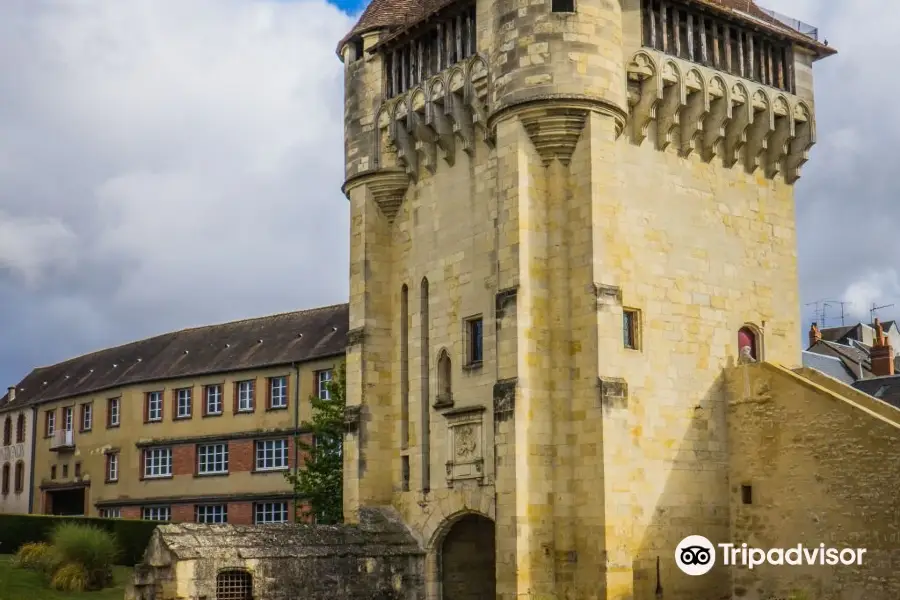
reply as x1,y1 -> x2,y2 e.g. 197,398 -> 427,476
285,362 -> 346,524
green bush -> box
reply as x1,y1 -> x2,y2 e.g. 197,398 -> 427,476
50,523 -> 118,589
49,562 -> 89,592
0,513 -> 160,565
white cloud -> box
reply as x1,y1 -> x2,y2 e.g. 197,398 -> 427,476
841,270 -> 900,322
0,0 -> 355,383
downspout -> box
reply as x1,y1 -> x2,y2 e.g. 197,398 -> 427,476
293,362 -> 301,522
28,405 -> 37,513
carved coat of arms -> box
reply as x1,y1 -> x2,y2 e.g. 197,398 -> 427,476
455,425 -> 477,458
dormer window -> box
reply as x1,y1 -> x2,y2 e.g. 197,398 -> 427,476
640,0 -> 795,93
382,2 -> 477,99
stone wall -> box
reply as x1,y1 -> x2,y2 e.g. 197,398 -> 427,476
727,363 -> 900,600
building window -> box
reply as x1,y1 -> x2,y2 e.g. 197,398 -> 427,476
317,370 -> 333,400
99,508 -> 121,519
623,309 -> 641,350
106,453 -> 119,482
1,464 -> 9,495
254,501 -> 288,524
741,484 -> 753,505
145,392 -> 163,422
216,570 -> 253,600
14,461 -> 24,493
551,0 -> 574,12
15,414 -> 25,444
465,317 -> 484,365
738,326 -> 759,361
143,447 -> 173,478
62,464 -> 68,478
107,398 -> 120,428
205,384 -> 223,416
269,377 -> 288,409
198,443 -> 229,475
142,506 -> 171,521
63,406 -> 73,432
195,504 -> 228,524
436,349 -> 452,405
236,381 -> 255,412
255,439 -> 288,471
74,462 -> 81,478
80,403 -> 93,432
50,465 -> 57,480
2,417 -> 10,446
45,410 -> 56,436
176,388 -> 192,419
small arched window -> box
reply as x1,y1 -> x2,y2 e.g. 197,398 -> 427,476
216,569 -> 253,600
2,417 -> 11,446
1,464 -> 9,495
15,415 -> 25,444
738,326 -> 759,362
436,349 -> 452,406
14,461 -> 24,493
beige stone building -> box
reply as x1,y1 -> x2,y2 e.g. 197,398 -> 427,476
336,0 -> 900,597
1,304 -> 346,524
0,396 -> 34,515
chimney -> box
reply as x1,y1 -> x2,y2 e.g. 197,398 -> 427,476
808,322 -> 822,348
6,386 -> 14,401
871,318 -> 895,377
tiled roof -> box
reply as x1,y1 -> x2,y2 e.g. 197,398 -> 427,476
819,325 -> 858,344
337,0 -> 833,57
0,304 -> 349,411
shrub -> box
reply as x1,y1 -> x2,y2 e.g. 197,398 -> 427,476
12,542 -> 58,573
50,522 -> 119,590
49,562 -> 88,592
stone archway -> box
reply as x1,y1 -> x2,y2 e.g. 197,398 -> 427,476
440,513 -> 496,600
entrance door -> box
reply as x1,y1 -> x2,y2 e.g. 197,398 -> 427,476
440,514 -> 496,600
47,487 -> 86,516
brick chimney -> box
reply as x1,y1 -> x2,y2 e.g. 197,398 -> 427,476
870,318 -> 895,377
808,322 -> 822,348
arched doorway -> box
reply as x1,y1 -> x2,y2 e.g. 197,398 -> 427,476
440,513 -> 496,599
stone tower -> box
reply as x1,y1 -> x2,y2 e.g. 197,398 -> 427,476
337,0 -> 835,598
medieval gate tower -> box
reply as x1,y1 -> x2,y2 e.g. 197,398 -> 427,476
338,0 -> 834,597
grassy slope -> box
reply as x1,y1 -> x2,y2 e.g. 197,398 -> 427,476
0,555 -> 132,600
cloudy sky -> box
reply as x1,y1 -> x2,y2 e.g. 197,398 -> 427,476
0,0 -> 887,385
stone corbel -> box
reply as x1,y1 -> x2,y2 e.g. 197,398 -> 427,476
785,105 -> 814,184
346,327 -> 366,348
765,105 -> 793,179
427,91 -> 456,167
389,117 -> 419,182
702,78 -> 730,162
627,52 -> 660,145
723,86 -> 752,168
450,91 -> 476,156
679,71 -> 708,157
467,59 -> 492,146
656,64 -> 685,152
365,169 -> 410,223
744,92 -> 774,174
409,109 -> 438,175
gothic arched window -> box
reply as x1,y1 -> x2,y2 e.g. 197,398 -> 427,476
738,326 -> 760,362
2,417 -> 10,446
436,349 -> 452,407
15,414 -> 25,444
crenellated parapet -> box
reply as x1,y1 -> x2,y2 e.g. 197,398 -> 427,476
627,49 -> 815,183
375,55 -> 491,182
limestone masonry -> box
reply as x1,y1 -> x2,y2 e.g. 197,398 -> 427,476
338,0 -> 900,598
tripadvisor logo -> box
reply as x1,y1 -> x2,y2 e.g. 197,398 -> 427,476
675,536 -> 868,575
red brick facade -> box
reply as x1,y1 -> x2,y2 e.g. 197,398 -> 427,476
172,445 -> 195,476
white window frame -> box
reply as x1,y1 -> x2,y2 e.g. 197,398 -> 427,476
195,504 -> 228,524
47,411 -> 56,435
254,439 -> 288,471
205,385 -> 223,415
176,388 -> 192,418
142,506 -> 171,521
106,453 -> 119,482
197,443 -> 229,475
109,398 -> 120,427
63,406 -> 73,432
317,370 -> 333,400
81,404 -> 92,431
143,447 -> 172,478
237,381 -> 255,412
254,501 -> 288,524
269,377 -> 287,409
147,392 -> 163,422
99,507 -> 121,519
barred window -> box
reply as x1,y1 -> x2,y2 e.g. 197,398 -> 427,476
254,501 -> 288,524
255,439 -> 288,471
195,504 -> 228,524
142,506 -> 171,521
143,447 -> 172,478
198,443 -> 229,475
216,570 -> 253,600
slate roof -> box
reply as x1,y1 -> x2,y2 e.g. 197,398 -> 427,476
0,304 -> 349,412
805,339 -> 874,381
801,351 -> 856,385
853,376 -> 900,411
337,0 -> 834,57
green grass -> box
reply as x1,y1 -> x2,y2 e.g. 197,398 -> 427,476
0,555 -> 131,600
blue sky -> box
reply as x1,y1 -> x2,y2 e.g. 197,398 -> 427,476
0,0 -> 896,387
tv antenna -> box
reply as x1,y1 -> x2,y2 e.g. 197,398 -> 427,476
823,300 -> 852,327
870,302 -> 895,324
805,299 -> 829,327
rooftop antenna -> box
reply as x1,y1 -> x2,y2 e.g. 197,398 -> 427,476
870,302 -> 895,324
805,299 -> 828,327
824,300 -> 852,327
